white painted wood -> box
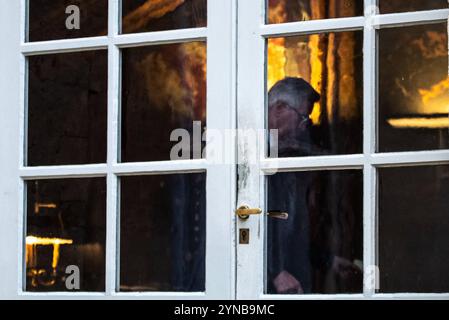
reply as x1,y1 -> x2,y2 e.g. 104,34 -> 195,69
106,0 -> 120,296
260,150 -> 449,173
259,9 -> 449,37
113,160 -> 207,176
114,28 -> 207,48
204,0 -> 236,300
236,0 -> 265,300
21,37 -> 109,55
0,0 -> 22,299
18,0 -> 28,294
260,17 -> 365,37
261,155 -> 365,173
19,164 -> 108,179
20,29 -> 207,56
371,150 -> 449,166
260,294 -> 365,300
363,0 -> 377,298
18,291 -> 206,300
18,161 -> 210,179
372,9 -> 449,29
1,0 -> 236,299
261,293 -> 449,300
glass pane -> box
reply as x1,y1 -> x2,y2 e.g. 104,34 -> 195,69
26,178 -> 106,292
267,31 -> 363,158
119,173 -> 206,292
28,0 -> 108,42
266,170 -> 363,294
122,0 -> 207,34
379,0 -> 447,14
121,42 -> 206,162
378,23 -> 449,152
266,0 -> 364,24
379,165 -> 449,293
27,51 -> 108,166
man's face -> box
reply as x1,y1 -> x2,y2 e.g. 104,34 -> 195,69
268,102 -> 311,140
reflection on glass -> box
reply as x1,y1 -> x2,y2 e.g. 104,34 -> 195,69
266,0 -> 363,24
267,31 -> 363,157
28,51 -> 108,166
379,0 -> 447,14
379,165 -> 449,293
267,170 -> 363,294
121,42 -> 206,162
26,178 -> 106,292
120,173 -> 206,292
28,0 -> 108,42
378,23 -> 449,152
122,0 -> 207,34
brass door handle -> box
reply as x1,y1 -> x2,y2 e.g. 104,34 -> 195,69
235,205 -> 262,220
236,206 -> 288,220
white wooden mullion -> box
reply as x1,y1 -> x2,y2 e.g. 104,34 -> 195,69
372,293 -> 449,300
110,292 -> 206,299
18,50 -> 27,295
21,0 -> 27,44
19,164 -> 108,179
113,27 -> 207,48
260,16 -> 365,37
18,160 -> 210,179
204,0 -> 237,300
113,160 -> 207,176
260,151 -> 449,173
363,0 -> 378,298
105,0 -> 120,296
17,0 -> 28,294
261,155 -> 365,173
371,150 -> 449,167
106,172 -> 118,295
373,9 -> 449,29
20,29 -> 208,56
258,9 -> 449,39
17,178 -> 26,292
261,292 -> 449,300
261,294 -> 364,300
21,37 -> 109,56
17,291 -> 206,299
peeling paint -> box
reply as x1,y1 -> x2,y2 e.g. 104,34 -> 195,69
238,161 -> 249,191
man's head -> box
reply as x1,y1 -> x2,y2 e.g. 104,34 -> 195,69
268,77 -> 320,139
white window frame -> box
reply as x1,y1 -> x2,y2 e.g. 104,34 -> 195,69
236,0 -> 449,300
0,0 -> 237,300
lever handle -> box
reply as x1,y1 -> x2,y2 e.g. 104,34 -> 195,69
235,205 -> 262,220
267,210 -> 289,220
236,206 -> 288,220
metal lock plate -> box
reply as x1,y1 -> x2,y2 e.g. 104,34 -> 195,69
239,228 -> 250,244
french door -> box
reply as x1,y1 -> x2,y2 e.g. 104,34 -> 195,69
1,0 -> 449,300
0,0 -> 235,299
236,0 -> 449,299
